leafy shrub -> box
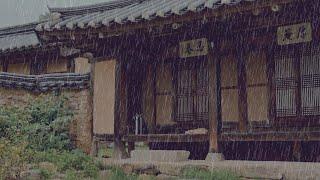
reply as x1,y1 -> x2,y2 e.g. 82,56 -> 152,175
0,95 -> 74,151
24,95 -> 74,151
0,95 -> 101,179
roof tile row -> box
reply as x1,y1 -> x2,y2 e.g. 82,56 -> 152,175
0,72 -> 90,92
37,0 -> 252,31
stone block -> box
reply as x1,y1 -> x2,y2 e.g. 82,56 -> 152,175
205,153 -> 225,161
134,165 -> 160,175
130,150 -> 190,162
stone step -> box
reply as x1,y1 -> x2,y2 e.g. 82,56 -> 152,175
130,150 -> 190,162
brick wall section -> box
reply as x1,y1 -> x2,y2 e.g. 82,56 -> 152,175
0,87 -> 93,153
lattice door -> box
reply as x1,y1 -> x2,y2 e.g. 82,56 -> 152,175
176,59 -> 209,122
274,50 -> 297,117
301,46 -> 320,116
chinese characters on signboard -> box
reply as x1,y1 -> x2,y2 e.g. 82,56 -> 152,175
179,38 -> 209,58
277,23 -> 312,45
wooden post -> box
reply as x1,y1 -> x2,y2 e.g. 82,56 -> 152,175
86,53 -> 98,156
293,141 -> 302,161
127,142 -> 135,154
267,44 -> 276,125
151,63 -> 157,134
3,59 -> 8,72
236,39 -> 249,132
113,58 -> 129,159
0,59 -> 4,71
208,45 -> 221,153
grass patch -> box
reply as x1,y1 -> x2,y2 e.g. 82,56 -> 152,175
182,167 -> 240,180
30,149 -> 101,178
108,166 -> 138,180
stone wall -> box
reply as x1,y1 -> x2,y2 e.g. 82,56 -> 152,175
0,87 -> 92,153
0,73 -> 93,153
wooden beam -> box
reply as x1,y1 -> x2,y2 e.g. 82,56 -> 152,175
113,58 -> 129,159
237,38 -> 249,132
221,131 -> 320,142
122,130 -> 320,142
123,134 -> 209,143
208,43 -> 220,153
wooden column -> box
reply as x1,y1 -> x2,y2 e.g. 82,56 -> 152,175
113,58 -> 129,159
82,53 -> 97,156
0,59 -> 3,71
293,141 -> 302,161
236,40 -> 249,132
2,59 -> 7,72
151,63 -> 157,134
267,45 -> 276,125
208,46 -> 221,153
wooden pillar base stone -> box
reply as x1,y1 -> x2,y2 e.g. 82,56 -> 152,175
205,153 -> 225,161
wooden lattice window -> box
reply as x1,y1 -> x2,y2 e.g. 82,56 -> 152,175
274,48 -> 297,117
175,58 -> 209,122
300,46 -> 320,116
275,50 -> 297,117
274,44 -> 320,118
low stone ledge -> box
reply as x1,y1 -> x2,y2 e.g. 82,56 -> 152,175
130,150 -> 190,162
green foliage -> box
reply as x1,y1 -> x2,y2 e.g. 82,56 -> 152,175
0,139 -> 29,179
0,95 -> 74,151
0,95 -> 100,179
64,169 -> 82,180
31,149 -> 99,178
25,95 -> 74,151
182,167 -> 240,180
109,166 -> 138,180
38,167 -> 54,179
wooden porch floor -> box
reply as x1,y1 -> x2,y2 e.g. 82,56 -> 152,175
122,130 -> 320,143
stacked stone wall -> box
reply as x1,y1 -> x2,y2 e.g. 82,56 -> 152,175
0,76 -> 93,153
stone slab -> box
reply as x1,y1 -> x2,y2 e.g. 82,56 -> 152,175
205,153 -> 225,161
130,150 -> 190,162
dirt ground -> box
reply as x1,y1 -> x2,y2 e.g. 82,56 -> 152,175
103,158 -> 320,180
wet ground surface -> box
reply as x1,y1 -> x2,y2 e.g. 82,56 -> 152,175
103,158 -> 320,180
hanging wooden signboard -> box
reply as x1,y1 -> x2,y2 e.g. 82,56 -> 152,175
179,38 -> 208,58
277,22 -> 312,46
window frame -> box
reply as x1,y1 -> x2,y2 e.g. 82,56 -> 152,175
272,42 -> 320,126
172,56 -> 209,128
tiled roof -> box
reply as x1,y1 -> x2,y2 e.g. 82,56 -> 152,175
0,22 -> 40,52
49,0 -> 145,16
0,72 -> 90,92
0,32 -> 39,52
36,0 -> 255,31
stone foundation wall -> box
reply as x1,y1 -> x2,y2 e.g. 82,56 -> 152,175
0,87 -> 93,153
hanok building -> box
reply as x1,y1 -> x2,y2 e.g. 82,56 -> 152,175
0,22 -> 93,152
2,0 -> 320,161
0,21 -> 92,75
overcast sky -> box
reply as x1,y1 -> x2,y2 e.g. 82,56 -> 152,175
0,0 -> 112,28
